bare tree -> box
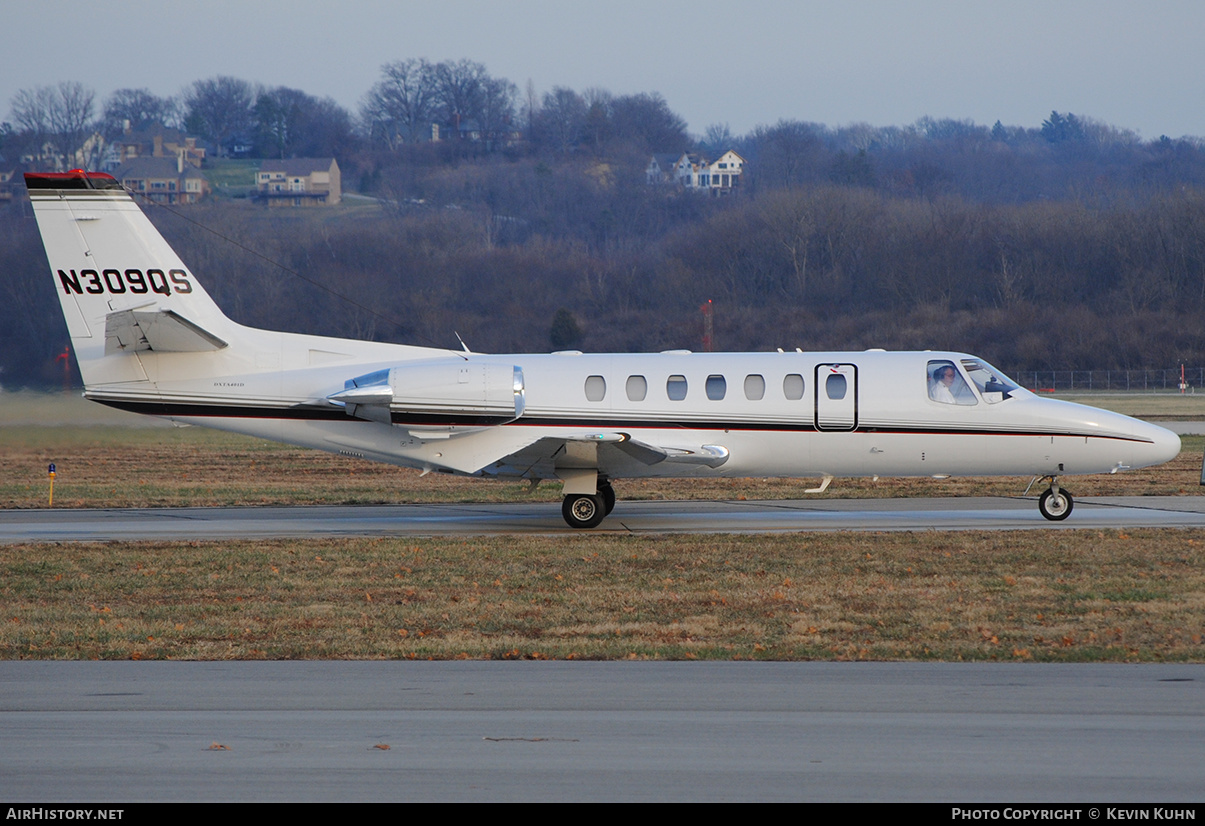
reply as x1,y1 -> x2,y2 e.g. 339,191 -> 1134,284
748,120 -> 828,189
256,87 -> 355,160
102,88 -> 180,136
9,82 -> 96,168
361,59 -> 438,149
49,82 -> 96,167
476,75 -> 517,150
297,96 -> 357,160
433,59 -> 487,129
758,189 -> 817,297
184,76 -> 256,157
608,93 -> 688,153
9,86 -> 54,140
581,88 -> 613,149
538,87 -> 586,154
702,123 -> 733,154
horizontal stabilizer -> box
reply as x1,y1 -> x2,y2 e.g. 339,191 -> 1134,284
104,308 -> 228,355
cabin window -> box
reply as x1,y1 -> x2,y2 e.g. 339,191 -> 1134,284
626,375 -> 647,401
667,375 -> 688,401
584,375 -> 606,402
927,360 -> 977,405
706,375 -> 726,400
783,374 -> 805,400
744,374 -> 765,400
825,374 -> 847,400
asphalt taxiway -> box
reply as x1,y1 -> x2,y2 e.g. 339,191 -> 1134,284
5,496 -> 1203,802
4,495 -> 1205,543
2,661 -> 1202,802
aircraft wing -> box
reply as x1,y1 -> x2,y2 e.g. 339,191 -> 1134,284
487,431 -> 729,481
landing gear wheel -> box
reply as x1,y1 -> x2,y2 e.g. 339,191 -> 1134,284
1038,488 -> 1074,521
599,483 -> 616,515
562,493 -> 607,529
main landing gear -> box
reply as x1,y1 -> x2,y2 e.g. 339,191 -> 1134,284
561,481 -> 616,529
1037,478 -> 1074,521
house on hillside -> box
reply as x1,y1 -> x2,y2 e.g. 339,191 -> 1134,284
255,158 -> 341,207
21,137 -> 104,172
432,115 -> 522,148
646,153 -> 679,184
648,149 -> 746,195
696,150 -> 745,195
110,157 -> 208,204
109,122 -> 206,170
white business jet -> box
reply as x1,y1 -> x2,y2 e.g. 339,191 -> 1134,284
25,171 -> 1181,528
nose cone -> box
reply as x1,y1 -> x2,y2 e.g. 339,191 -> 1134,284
1093,408 -> 1180,469
1035,398 -> 1181,472
1134,419 -> 1181,468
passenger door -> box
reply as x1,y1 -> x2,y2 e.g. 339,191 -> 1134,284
815,363 -> 858,431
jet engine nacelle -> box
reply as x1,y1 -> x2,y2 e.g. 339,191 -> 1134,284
329,360 -> 525,426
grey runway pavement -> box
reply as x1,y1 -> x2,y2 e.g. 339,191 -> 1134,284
5,495 -> 1203,802
1,661 -> 1201,802
4,495 -> 1205,542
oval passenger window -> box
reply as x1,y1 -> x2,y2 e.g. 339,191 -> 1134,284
826,373 -> 847,400
744,374 -> 765,400
584,375 -> 606,402
706,375 -> 726,400
783,373 -> 804,400
666,375 -> 688,401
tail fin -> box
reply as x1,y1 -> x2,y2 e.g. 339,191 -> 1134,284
26,171 -> 234,388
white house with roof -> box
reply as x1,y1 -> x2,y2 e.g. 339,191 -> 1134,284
697,150 -> 744,194
648,150 -> 746,195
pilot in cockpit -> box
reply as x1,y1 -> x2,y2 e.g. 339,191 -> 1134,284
929,362 -> 974,405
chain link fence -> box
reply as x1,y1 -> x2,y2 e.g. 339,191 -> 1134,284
1011,368 -> 1204,393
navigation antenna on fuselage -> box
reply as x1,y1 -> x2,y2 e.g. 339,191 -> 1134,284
454,331 -> 472,358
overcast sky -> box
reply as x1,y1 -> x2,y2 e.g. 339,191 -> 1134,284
4,0 -> 1204,140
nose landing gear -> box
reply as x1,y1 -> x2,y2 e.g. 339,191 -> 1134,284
1037,478 -> 1074,521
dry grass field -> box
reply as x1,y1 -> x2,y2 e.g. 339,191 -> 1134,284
1,391 -> 1202,662
3,531 -> 1202,662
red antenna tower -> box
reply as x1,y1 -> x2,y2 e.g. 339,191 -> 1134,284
701,300 -> 714,352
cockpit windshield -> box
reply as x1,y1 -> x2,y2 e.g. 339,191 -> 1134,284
959,359 -> 1020,403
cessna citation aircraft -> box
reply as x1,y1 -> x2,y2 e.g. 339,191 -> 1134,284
27,170 -> 1182,528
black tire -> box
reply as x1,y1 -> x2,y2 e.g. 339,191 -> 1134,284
1038,488 -> 1074,521
599,483 -> 616,515
562,493 -> 607,529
